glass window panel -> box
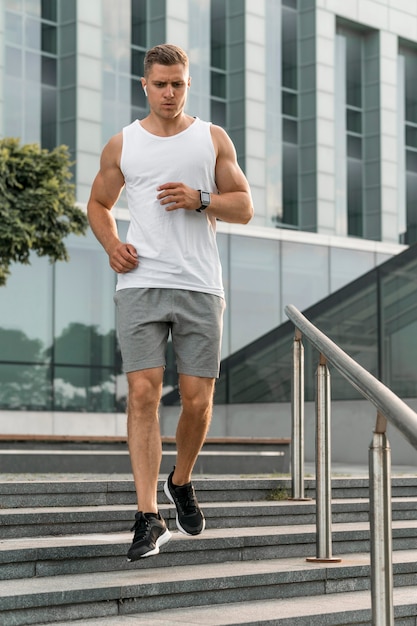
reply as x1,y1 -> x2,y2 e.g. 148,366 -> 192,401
103,71 -> 116,100
25,0 -> 40,16
25,50 -> 41,82
282,5 -> 297,90
60,23 -> 76,56
5,11 -> 23,45
406,149 -> 417,172
312,280 -> 378,399
103,37 -> 117,72
283,0 -> 297,7
380,256 -> 417,393
131,0 -> 147,46
211,0 -> 226,70
345,33 -> 362,108
117,75 -> 131,102
25,17 -> 41,49
0,255 -> 53,360
405,52 -> 417,124
54,366 -> 117,412
211,99 -> 226,127
6,0 -> 23,10
60,0 -> 75,21
131,77 -> 146,108
41,55 -> 56,85
41,0 -> 57,22
282,142 -> 298,226
54,231 -> 117,367
0,364 -> 52,410
24,80 -> 41,142
283,117 -> 297,144
330,247 -> 374,292
211,71 -> 226,99
41,85 -> 57,148
405,170 -> 417,244
6,46 -> 22,77
54,323 -> 116,368
42,23 -> 57,53
347,158 -> 363,236
282,241 -> 329,314
59,119 -> 76,148
60,86 -> 76,119
60,55 -> 76,87
131,48 -> 145,77
229,236 -> 281,353
347,134 -> 362,158
346,108 -> 362,133
282,90 -> 297,117
4,77 -> 23,136
406,126 -> 417,150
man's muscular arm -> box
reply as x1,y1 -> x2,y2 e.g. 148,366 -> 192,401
156,126 -> 253,224
87,133 -> 138,273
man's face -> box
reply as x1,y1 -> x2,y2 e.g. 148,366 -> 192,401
142,63 -> 191,120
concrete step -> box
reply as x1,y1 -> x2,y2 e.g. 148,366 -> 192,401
0,437 -> 291,475
2,519 -> 417,581
1,475 -> 417,508
1,551 -> 416,626
1,496 -> 417,540
46,585 -> 417,625
0,477 -> 292,508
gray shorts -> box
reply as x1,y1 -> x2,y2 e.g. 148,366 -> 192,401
114,288 -> 225,378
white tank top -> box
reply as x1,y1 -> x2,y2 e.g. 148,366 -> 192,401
117,117 -> 224,298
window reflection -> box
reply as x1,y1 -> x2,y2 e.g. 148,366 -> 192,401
0,364 -> 52,410
338,27 -> 365,238
400,46 -> 417,244
210,0 -> 227,127
280,2 -> 299,228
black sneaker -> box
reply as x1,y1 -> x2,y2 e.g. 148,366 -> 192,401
127,511 -> 171,561
163,469 -> 205,536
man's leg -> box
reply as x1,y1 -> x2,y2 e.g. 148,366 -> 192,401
164,374 -> 214,535
127,367 -> 165,513
172,374 -> 215,485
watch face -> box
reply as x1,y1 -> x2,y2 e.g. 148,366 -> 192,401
201,191 -> 210,206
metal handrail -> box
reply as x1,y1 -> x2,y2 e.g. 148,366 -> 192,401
285,305 -> 417,447
285,304 -> 417,626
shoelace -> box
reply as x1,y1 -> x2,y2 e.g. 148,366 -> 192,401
176,484 -> 198,515
130,514 -> 150,540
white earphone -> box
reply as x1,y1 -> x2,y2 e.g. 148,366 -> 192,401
143,85 -> 148,97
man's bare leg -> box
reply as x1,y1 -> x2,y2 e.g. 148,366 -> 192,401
172,374 -> 215,486
127,367 -> 164,513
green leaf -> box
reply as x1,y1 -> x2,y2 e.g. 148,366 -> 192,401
0,138 -> 88,286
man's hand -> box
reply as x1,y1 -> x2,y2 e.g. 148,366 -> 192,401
108,242 -> 138,273
157,182 -> 200,211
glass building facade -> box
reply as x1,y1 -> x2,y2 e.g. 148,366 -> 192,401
0,0 -> 415,435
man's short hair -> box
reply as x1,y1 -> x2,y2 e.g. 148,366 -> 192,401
143,44 -> 189,77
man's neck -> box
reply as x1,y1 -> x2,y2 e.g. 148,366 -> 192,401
140,113 -> 194,137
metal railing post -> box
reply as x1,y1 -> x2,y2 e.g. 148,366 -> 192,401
291,329 -> 305,499
369,412 -> 394,625
307,354 -> 341,563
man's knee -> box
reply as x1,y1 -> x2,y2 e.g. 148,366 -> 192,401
127,369 -> 163,412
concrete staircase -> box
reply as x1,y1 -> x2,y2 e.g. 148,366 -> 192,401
1,474 -> 417,625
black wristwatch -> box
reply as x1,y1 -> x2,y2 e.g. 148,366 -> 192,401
196,190 -> 211,212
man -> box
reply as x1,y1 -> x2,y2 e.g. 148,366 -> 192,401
87,44 -> 253,561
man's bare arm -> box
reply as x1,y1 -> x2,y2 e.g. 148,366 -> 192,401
87,134 -> 138,273
156,126 -> 253,224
